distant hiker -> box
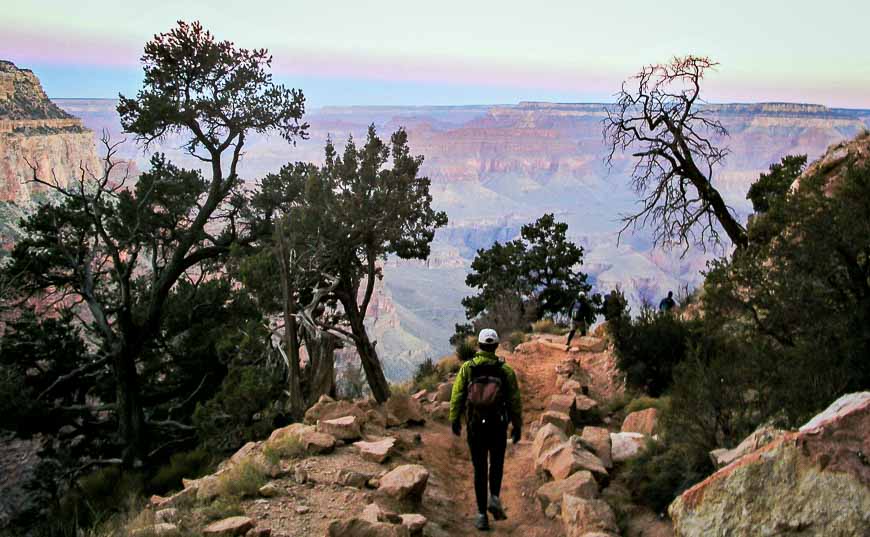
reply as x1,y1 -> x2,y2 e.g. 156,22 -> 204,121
450,328 -> 523,531
566,291 -> 595,350
659,291 -> 677,313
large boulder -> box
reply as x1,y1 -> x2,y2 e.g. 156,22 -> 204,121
384,395 -> 426,427
536,470 -> 598,516
669,392 -> 870,537
561,495 -> 619,537
579,427 -> 612,469
532,423 -> 568,460
536,437 -> 608,481
317,416 -> 362,442
268,423 -> 336,455
354,437 -> 397,463
547,394 -> 577,415
378,464 -> 430,506
327,518 -> 410,537
540,410 -> 575,435
621,408 -> 659,435
610,432 -> 647,463
304,395 -> 366,425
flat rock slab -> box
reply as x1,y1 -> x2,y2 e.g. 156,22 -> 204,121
317,415 -> 362,442
354,437 -> 397,463
536,438 -> 607,481
202,516 -> 255,537
575,336 -> 607,353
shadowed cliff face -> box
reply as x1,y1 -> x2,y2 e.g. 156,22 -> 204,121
53,98 -> 870,377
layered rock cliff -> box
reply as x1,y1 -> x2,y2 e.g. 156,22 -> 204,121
0,61 -> 100,206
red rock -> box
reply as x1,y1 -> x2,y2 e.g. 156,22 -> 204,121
669,392 -> 870,537
202,516 -> 255,536
561,495 -> 618,537
317,416 -> 362,441
536,470 -> 598,515
621,408 -> 658,435
354,437 -> 397,463
540,410 -> 575,435
532,423 -> 568,460
579,427 -> 612,469
378,464 -> 430,504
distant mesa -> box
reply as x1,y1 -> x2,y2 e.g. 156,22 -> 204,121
0,60 -> 84,134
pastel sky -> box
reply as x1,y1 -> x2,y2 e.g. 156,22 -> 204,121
2,0 -> 869,108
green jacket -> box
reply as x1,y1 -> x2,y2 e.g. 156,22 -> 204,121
448,351 -> 523,425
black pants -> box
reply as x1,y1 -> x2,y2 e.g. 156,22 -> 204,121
467,423 -> 507,515
566,319 -> 587,346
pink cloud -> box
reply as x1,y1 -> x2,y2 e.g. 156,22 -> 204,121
0,27 -> 141,68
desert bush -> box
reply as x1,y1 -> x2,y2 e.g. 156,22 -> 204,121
217,458 -> 268,498
437,355 -> 462,375
411,357 -> 442,392
622,438 -> 712,514
624,395 -> 671,415
531,318 -> 561,334
263,435 -> 305,467
193,364 -> 284,452
150,449 -> 214,494
198,497 -> 245,522
454,337 -> 477,362
507,331 -> 526,349
610,306 -> 703,396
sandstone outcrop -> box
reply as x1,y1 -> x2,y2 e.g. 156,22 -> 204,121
669,392 -> 870,537
536,470 -> 598,516
561,495 -> 619,537
0,61 -> 101,207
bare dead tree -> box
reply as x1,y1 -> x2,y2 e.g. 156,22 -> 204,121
604,55 -> 748,253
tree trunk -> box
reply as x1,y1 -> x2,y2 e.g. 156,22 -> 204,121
687,163 -> 748,249
344,301 -> 391,403
112,350 -> 147,465
303,331 -> 336,406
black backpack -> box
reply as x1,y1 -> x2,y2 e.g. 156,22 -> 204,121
466,361 -> 509,427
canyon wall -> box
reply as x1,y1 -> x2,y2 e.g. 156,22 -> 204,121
0,61 -> 100,207
55,97 -> 870,377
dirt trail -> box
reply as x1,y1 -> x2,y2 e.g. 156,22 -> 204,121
414,341 -> 572,536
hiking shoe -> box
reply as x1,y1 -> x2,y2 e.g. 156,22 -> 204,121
488,495 -> 507,520
474,513 -> 490,531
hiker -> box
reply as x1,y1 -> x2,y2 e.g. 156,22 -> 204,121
566,291 -> 595,350
601,289 -> 627,322
659,291 -> 677,313
449,328 -> 523,531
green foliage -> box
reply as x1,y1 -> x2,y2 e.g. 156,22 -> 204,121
193,363 -> 284,452
463,213 -> 590,322
705,160 -> 870,420
610,306 -> 702,396
746,155 -> 806,213
624,395 -> 670,415
411,358 -> 442,392
622,439 -> 712,514
150,449 -> 214,494
601,288 -> 628,322
507,331 -> 526,348
198,497 -> 245,522
217,458 -> 268,498
454,337 -> 478,362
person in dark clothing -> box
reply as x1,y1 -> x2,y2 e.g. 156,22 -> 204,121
450,328 -> 523,531
659,291 -> 677,312
566,291 -> 595,350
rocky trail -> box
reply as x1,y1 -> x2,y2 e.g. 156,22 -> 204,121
139,331 -> 870,537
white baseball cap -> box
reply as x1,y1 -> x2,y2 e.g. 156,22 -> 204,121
478,328 -> 500,345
